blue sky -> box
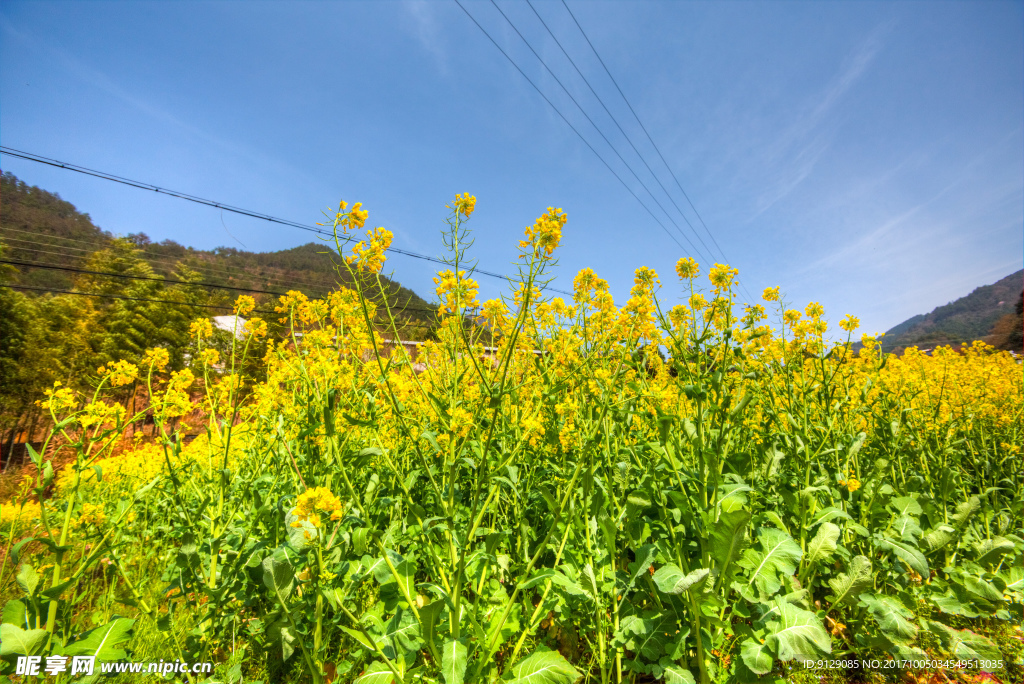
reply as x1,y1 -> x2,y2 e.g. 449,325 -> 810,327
1,0 -> 1021,337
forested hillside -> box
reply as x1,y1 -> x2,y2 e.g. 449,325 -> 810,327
878,269 -> 1023,353
0,172 -> 435,461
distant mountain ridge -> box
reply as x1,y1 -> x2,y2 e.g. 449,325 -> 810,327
0,172 -> 434,322
878,269 -> 1023,353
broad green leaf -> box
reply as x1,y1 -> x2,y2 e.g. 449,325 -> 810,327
652,565 -> 710,595
1,600 -> 27,629
738,528 -> 802,599
805,523 -> 840,567
661,660 -> 695,684
613,614 -> 673,661
762,510 -> 789,534
809,507 -> 851,527
891,496 -> 922,516
926,621 -> 1001,661
921,527 -> 954,553
710,508 -> 750,583
441,637 -> 469,684
355,661 -> 397,684
1001,566 -> 1023,598
266,620 -> 296,662
381,608 -> 421,657
419,600 -> 446,656
763,600 -> 831,662
262,555 -> 295,601
962,575 -> 1003,603
518,569 -> 590,599
974,536 -> 1015,566
950,496 -> 980,530
0,623 -> 48,657
859,593 -> 917,643
717,484 -> 752,513
892,516 -> 923,542
15,564 -> 39,597
485,602 -> 520,652
875,537 -> 928,577
930,592 -> 980,618
625,544 -> 658,594
63,618 -> 135,660
823,557 -> 872,610
740,638 -> 774,675
504,647 -> 581,684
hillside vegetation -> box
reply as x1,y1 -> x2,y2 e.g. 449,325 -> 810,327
878,270 -> 1023,354
0,172 -> 435,462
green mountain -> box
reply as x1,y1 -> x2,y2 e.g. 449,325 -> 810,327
878,269 -> 1023,354
0,171 -> 434,320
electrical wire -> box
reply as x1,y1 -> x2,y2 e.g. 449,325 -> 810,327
0,227 -> 340,294
524,0 -> 716,261
0,147 -> 574,296
560,1 -> 729,263
0,283 -> 276,314
558,1 -> 759,305
452,0 -> 690,256
488,0 -> 711,263
1,258 -> 444,317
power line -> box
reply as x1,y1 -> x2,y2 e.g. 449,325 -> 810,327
1,257 -> 304,296
0,147 -> 574,297
452,0 -> 690,256
0,283 -> 276,314
558,1 -> 758,305
0,239 -> 337,299
1,257 -> 444,318
487,0 -> 711,263
524,0 -> 716,262
560,1 -> 728,264
0,227 -> 341,294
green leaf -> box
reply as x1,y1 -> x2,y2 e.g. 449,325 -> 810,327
962,575 -> 1003,603
926,621 -> 1001,661
763,600 -> 831,662
15,564 -> 39,597
419,599 -> 445,657
805,523 -> 840,567
930,592 -> 980,618
891,496 -> 922,516
354,661 -> 397,684
40,579 -> 76,601
340,626 -> 378,652
738,528 -> 802,599
518,568 -> 590,598
381,607 -> 421,657
652,565 -> 710,595
441,637 -> 469,684
63,617 -> 135,660
710,508 -> 750,583
262,555 -> 295,601
266,619 -> 296,662
504,648 -> 581,684
826,556 -> 873,608
859,593 -> 917,643
1,601 -> 27,629
0,624 -> 48,657
661,661 -> 696,684
740,638 -> 774,675
875,537 -> 928,577
974,536 -> 1015,566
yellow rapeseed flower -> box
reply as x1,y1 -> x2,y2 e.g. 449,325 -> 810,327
676,257 -> 699,280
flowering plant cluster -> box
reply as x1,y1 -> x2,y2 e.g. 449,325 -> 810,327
0,194 -> 1020,684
